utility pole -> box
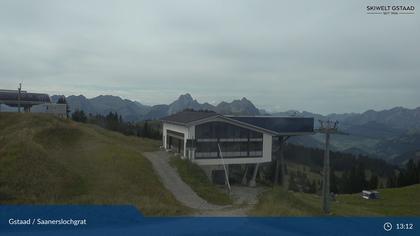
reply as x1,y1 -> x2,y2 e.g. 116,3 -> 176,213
318,120 -> 338,214
17,83 -> 22,113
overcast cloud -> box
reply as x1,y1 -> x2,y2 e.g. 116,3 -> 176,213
0,0 -> 419,114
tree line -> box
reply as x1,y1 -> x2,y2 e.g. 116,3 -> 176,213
258,144 -> 420,194
386,159 -> 420,188
71,109 -> 161,140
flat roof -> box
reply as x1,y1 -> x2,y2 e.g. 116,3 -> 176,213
0,90 -> 50,103
161,110 -> 219,125
229,116 -> 314,134
161,111 -> 314,136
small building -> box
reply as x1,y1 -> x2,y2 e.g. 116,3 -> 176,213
0,89 -> 51,111
161,110 -> 314,184
0,89 -> 66,117
31,103 -> 67,118
362,190 -> 380,200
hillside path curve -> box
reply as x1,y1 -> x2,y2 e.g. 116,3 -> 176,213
143,151 -> 228,211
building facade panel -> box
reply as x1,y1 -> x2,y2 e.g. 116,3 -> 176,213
31,103 -> 67,118
193,121 -> 266,161
162,122 -> 190,159
162,118 -> 274,165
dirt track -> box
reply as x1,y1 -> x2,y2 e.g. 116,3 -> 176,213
143,151 -> 266,216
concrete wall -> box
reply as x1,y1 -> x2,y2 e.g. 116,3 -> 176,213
162,122 -> 190,159
30,103 -> 67,118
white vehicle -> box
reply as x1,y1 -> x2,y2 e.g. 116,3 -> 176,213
362,190 -> 380,200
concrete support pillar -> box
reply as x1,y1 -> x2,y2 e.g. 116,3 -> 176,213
274,137 -> 287,187
241,164 -> 249,185
280,139 -> 286,187
224,164 -> 230,186
249,163 -> 259,187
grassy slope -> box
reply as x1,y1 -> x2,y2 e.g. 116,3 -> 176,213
250,184 -> 420,216
169,156 -> 232,205
0,113 -> 189,215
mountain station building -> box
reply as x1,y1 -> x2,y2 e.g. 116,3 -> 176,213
161,110 -> 314,185
0,89 -> 67,118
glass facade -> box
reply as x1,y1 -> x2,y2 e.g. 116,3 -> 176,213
195,121 -> 263,159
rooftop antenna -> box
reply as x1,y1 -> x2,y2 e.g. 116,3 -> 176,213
317,119 -> 338,214
17,83 -> 22,113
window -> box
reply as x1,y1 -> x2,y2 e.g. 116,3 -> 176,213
195,140 -> 263,159
196,121 -> 262,139
195,121 -> 264,159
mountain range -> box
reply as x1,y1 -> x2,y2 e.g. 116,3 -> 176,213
51,93 -> 260,122
275,108 -> 420,164
51,93 -> 420,165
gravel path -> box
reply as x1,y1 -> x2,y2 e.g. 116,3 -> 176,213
143,151 -> 227,211
143,151 -> 267,216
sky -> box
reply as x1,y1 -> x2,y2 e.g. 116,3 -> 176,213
0,0 -> 419,114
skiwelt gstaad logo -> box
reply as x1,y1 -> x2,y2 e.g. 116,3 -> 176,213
366,3 -> 415,15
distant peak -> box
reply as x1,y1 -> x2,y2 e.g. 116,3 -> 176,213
178,93 -> 193,101
92,95 -> 124,101
390,106 -> 405,111
73,95 -> 86,99
97,95 -> 119,98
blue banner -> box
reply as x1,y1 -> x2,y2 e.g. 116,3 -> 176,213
0,206 -> 418,236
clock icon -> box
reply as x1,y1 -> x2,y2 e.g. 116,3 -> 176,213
384,222 -> 393,231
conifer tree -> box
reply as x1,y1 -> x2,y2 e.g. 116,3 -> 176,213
288,172 -> 299,192
369,175 -> 379,189
386,174 -> 396,188
330,170 -> 338,193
